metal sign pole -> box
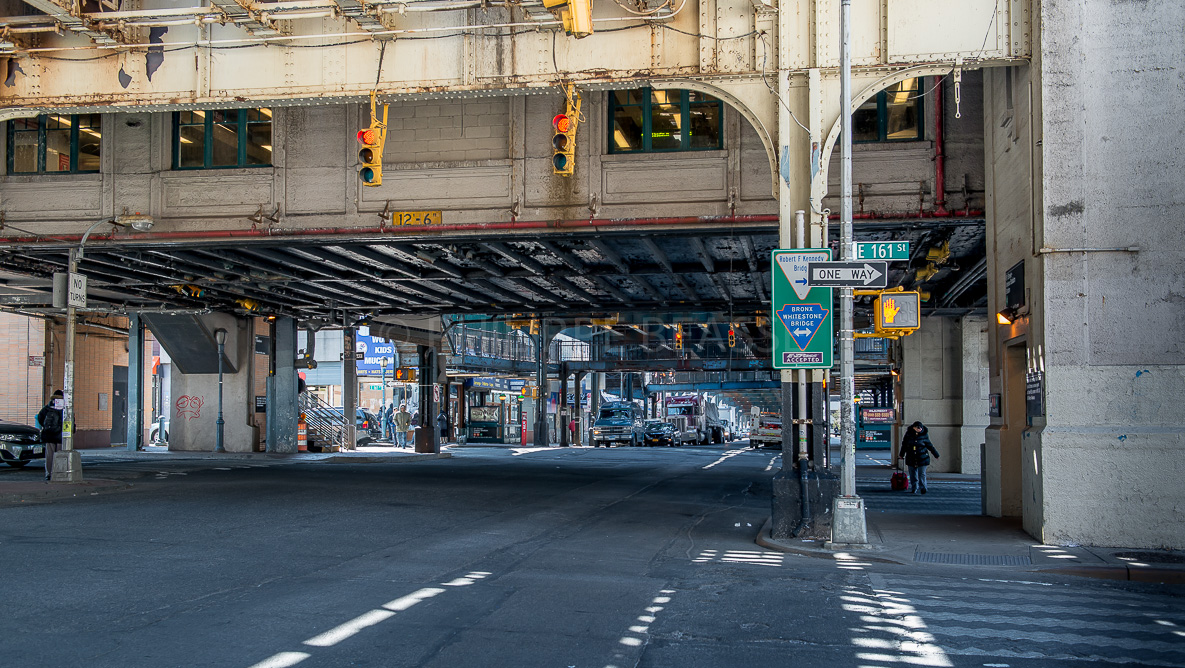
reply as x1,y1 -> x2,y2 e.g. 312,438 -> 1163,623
831,0 -> 868,546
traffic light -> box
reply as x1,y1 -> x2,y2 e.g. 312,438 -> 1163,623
551,84 -> 582,176
393,368 -> 418,382
874,291 -> 921,332
357,91 -> 388,187
728,326 -> 736,348
674,324 -> 684,352
541,0 -> 593,38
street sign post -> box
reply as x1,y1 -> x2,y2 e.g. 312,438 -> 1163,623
855,241 -> 909,261
807,261 -> 888,288
772,249 -> 833,369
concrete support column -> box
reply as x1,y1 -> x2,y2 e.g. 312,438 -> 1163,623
342,327 -> 358,450
900,316 -> 963,473
125,313 -> 144,451
268,316 -> 298,453
559,364 -> 570,447
533,327 -> 549,447
414,345 -> 438,453
959,315 -> 990,474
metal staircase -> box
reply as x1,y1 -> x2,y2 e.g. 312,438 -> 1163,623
298,391 -> 350,451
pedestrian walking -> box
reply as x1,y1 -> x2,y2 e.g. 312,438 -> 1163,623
380,403 -> 392,441
437,409 -> 450,444
393,403 -> 412,448
901,421 -> 940,494
37,390 -> 64,481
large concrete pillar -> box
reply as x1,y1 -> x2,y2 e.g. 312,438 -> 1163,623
533,326 -> 549,447
559,364 -> 570,447
959,315 -> 990,474
167,314 -> 257,452
125,313 -> 144,451
899,316 -> 963,473
267,316 -> 299,453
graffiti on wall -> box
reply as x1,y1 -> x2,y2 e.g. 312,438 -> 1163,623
176,395 -> 204,420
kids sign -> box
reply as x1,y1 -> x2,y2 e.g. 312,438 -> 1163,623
771,249 -> 833,369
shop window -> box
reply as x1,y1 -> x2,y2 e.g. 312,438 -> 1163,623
853,78 -> 923,143
609,89 -> 722,153
7,114 -> 101,174
173,108 -> 272,169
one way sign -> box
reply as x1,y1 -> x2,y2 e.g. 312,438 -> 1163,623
807,261 -> 888,288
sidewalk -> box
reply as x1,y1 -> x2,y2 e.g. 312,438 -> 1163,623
0,445 -> 449,505
757,449 -> 1185,584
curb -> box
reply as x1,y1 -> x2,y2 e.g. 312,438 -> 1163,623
0,478 -> 131,504
754,518 -> 904,565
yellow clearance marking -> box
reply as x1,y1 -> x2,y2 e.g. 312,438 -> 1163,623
390,211 -> 442,226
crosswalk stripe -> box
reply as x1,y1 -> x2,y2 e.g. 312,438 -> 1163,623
943,645 -> 1185,668
877,582 -> 1184,610
921,625 -> 1184,653
900,610 -> 1184,636
876,597 -> 1185,619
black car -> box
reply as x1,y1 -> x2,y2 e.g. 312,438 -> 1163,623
643,420 -> 680,447
0,419 -> 45,468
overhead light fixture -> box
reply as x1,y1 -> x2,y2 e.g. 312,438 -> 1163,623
115,212 -> 155,232
996,306 -> 1018,325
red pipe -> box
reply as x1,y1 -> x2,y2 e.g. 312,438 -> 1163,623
933,76 -> 949,216
0,214 -> 782,246
833,210 -> 983,220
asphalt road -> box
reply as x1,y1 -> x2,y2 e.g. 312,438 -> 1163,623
3,443 -> 1182,668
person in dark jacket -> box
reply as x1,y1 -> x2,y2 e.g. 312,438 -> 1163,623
901,421 -> 940,494
37,390 -> 64,481
437,409 -> 450,444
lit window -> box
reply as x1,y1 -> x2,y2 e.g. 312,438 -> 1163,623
610,89 -> 722,153
7,114 -> 102,174
173,108 -> 272,169
853,78 -> 923,143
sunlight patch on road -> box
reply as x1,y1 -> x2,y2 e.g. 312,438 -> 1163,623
692,548 -> 785,567
844,583 -> 953,668
765,456 -> 779,472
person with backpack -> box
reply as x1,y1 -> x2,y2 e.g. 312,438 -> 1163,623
901,421 -> 940,494
37,390 -> 64,481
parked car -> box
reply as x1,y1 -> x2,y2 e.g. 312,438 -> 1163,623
0,419 -> 45,468
643,420 -> 680,447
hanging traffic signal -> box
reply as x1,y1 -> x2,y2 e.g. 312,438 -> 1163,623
357,91 -> 388,187
674,324 -> 684,352
728,326 -> 736,348
551,84 -> 581,176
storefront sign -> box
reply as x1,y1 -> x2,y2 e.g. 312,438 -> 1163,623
467,377 -> 526,392
860,408 -> 895,424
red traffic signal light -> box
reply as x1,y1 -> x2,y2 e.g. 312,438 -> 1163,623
357,92 -> 387,187
728,327 -> 736,348
551,87 -> 581,176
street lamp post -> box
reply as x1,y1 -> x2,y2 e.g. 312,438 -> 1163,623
380,356 -> 389,439
215,328 -> 227,453
53,214 -> 154,483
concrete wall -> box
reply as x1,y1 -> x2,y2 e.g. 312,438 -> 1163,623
168,315 -> 259,452
981,0 -> 1185,548
960,315 -> 990,475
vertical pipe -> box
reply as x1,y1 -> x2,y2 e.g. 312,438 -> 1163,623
126,313 -> 144,451
795,211 -> 811,526
215,329 -> 226,453
933,77 -> 948,215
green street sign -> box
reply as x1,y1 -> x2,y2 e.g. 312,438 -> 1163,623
772,249 -> 833,369
855,241 -> 910,261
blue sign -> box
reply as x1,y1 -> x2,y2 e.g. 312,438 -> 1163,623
356,334 -> 399,375
776,303 -> 829,350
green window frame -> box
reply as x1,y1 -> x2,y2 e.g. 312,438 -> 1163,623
172,108 -> 273,169
609,89 -> 723,153
853,78 -> 924,143
6,114 -> 102,175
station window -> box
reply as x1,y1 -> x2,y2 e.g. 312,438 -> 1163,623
853,78 -> 923,143
6,114 -> 101,174
173,108 -> 272,169
609,89 -> 722,153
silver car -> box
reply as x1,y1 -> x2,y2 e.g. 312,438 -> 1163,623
0,419 -> 45,469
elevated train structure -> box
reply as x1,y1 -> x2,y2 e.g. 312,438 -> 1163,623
0,0 -> 1179,549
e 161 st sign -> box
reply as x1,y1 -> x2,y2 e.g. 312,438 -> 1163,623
807,261 -> 888,288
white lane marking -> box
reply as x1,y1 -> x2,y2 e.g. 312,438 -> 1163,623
303,609 -> 396,647
382,587 -> 445,611
702,449 -> 747,469
247,652 -> 311,668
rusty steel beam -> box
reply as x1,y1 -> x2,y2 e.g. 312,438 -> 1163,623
19,0 -> 126,46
